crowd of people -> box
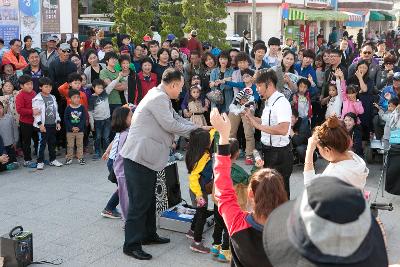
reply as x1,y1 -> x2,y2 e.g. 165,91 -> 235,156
1,24 -> 400,266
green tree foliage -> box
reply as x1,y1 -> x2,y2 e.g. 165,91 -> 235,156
113,0 -> 154,44
159,0 -> 185,40
92,0 -> 114,14
182,0 -> 228,49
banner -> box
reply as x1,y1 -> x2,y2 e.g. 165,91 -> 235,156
19,0 -> 41,48
0,0 -> 20,46
41,0 -> 60,34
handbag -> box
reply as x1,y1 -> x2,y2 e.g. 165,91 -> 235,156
389,129 -> 400,144
206,89 -> 224,105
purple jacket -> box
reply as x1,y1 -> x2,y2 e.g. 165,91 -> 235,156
113,130 -> 129,179
351,56 -> 379,66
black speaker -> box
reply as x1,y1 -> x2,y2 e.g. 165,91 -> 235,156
0,226 -> 33,267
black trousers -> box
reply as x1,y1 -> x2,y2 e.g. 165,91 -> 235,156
189,190 -> 208,243
20,122 -> 36,161
262,144 -> 294,199
4,145 -> 17,163
123,159 -> 157,250
37,125 -> 57,163
212,204 -> 229,250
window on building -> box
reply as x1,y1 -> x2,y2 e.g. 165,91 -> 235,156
234,13 -> 262,40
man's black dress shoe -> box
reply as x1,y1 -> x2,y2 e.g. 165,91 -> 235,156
141,235 -> 170,245
123,248 -> 152,260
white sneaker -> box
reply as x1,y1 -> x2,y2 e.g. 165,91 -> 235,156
36,162 -> 44,170
49,160 -> 63,167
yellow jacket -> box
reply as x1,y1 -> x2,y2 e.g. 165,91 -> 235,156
188,129 -> 216,197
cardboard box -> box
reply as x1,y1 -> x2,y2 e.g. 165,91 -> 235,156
159,204 -> 214,234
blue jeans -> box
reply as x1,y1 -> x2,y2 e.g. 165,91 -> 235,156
94,118 -> 111,156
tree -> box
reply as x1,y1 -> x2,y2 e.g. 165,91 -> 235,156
113,0 -> 154,45
182,0 -> 228,49
92,0 -> 114,14
159,0 -> 185,40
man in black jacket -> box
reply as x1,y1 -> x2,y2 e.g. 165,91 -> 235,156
22,49 -> 48,93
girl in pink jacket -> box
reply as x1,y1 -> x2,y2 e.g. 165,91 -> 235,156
341,83 -> 364,123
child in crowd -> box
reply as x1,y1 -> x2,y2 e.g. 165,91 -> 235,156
185,128 -> 216,254
80,73 -> 92,101
32,77 -> 63,170
343,112 -> 364,157
186,85 -> 208,127
211,138 -> 249,263
210,108 -> 288,267
0,81 -> 19,126
58,73 -> 89,109
325,68 -> 344,119
374,98 -> 399,150
341,84 -> 364,122
224,68 -> 258,165
64,90 -> 86,165
0,135 -> 11,172
112,106 -> 133,221
292,78 -> 312,120
15,75 -> 37,168
0,101 -> 18,168
89,76 -> 121,160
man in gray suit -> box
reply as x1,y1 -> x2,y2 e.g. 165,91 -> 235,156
120,68 -> 205,260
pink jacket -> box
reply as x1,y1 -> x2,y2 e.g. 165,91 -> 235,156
341,81 -> 364,122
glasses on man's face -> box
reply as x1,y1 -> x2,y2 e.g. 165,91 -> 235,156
62,49 -> 71,53
363,51 -> 372,55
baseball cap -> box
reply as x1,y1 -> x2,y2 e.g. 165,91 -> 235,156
59,43 -> 71,51
47,35 -> 57,42
167,34 -> 176,41
393,72 -> 400,81
263,176 -> 388,267
143,35 -> 152,42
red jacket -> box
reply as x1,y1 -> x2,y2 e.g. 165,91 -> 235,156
291,92 -> 313,119
187,37 -> 202,53
15,90 -> 36,124
214,145 -> 272,267
137,72 -> 157,104
58,82 -> 88,110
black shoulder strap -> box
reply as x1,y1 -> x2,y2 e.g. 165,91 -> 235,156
271,96 -> 284,106
136,73 -> 143,104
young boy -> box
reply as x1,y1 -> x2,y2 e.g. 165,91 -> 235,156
292,78 -> 313,120
32,77 -> 63,170
64,90 -> 86,165
223,68 -> 258,165
375,98 -> 399,150
89,77 -> 121,160
15,75 -> 38,168
58,73 -> 88,109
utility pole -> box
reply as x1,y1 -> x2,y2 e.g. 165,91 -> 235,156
252,0 -> 256,43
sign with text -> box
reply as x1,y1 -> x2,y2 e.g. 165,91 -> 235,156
41,0 -> 60,34
0,0 -> 19,45
19,0 -> 41,47
306,0 -> 332,8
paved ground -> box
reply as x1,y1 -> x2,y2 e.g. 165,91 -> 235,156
0,152 -> 399,267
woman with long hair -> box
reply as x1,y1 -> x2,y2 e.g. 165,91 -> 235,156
304,116 -> 369,190
271,50 -> 298,100
347,59 -> 375,143
209,51 -> 234,113
83,49 -> 106,89
201,52 -> 217,95
69,37 -> 82,60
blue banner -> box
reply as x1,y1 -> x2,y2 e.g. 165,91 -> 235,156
19,0 -> 41,47
0,0 -> 19,46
